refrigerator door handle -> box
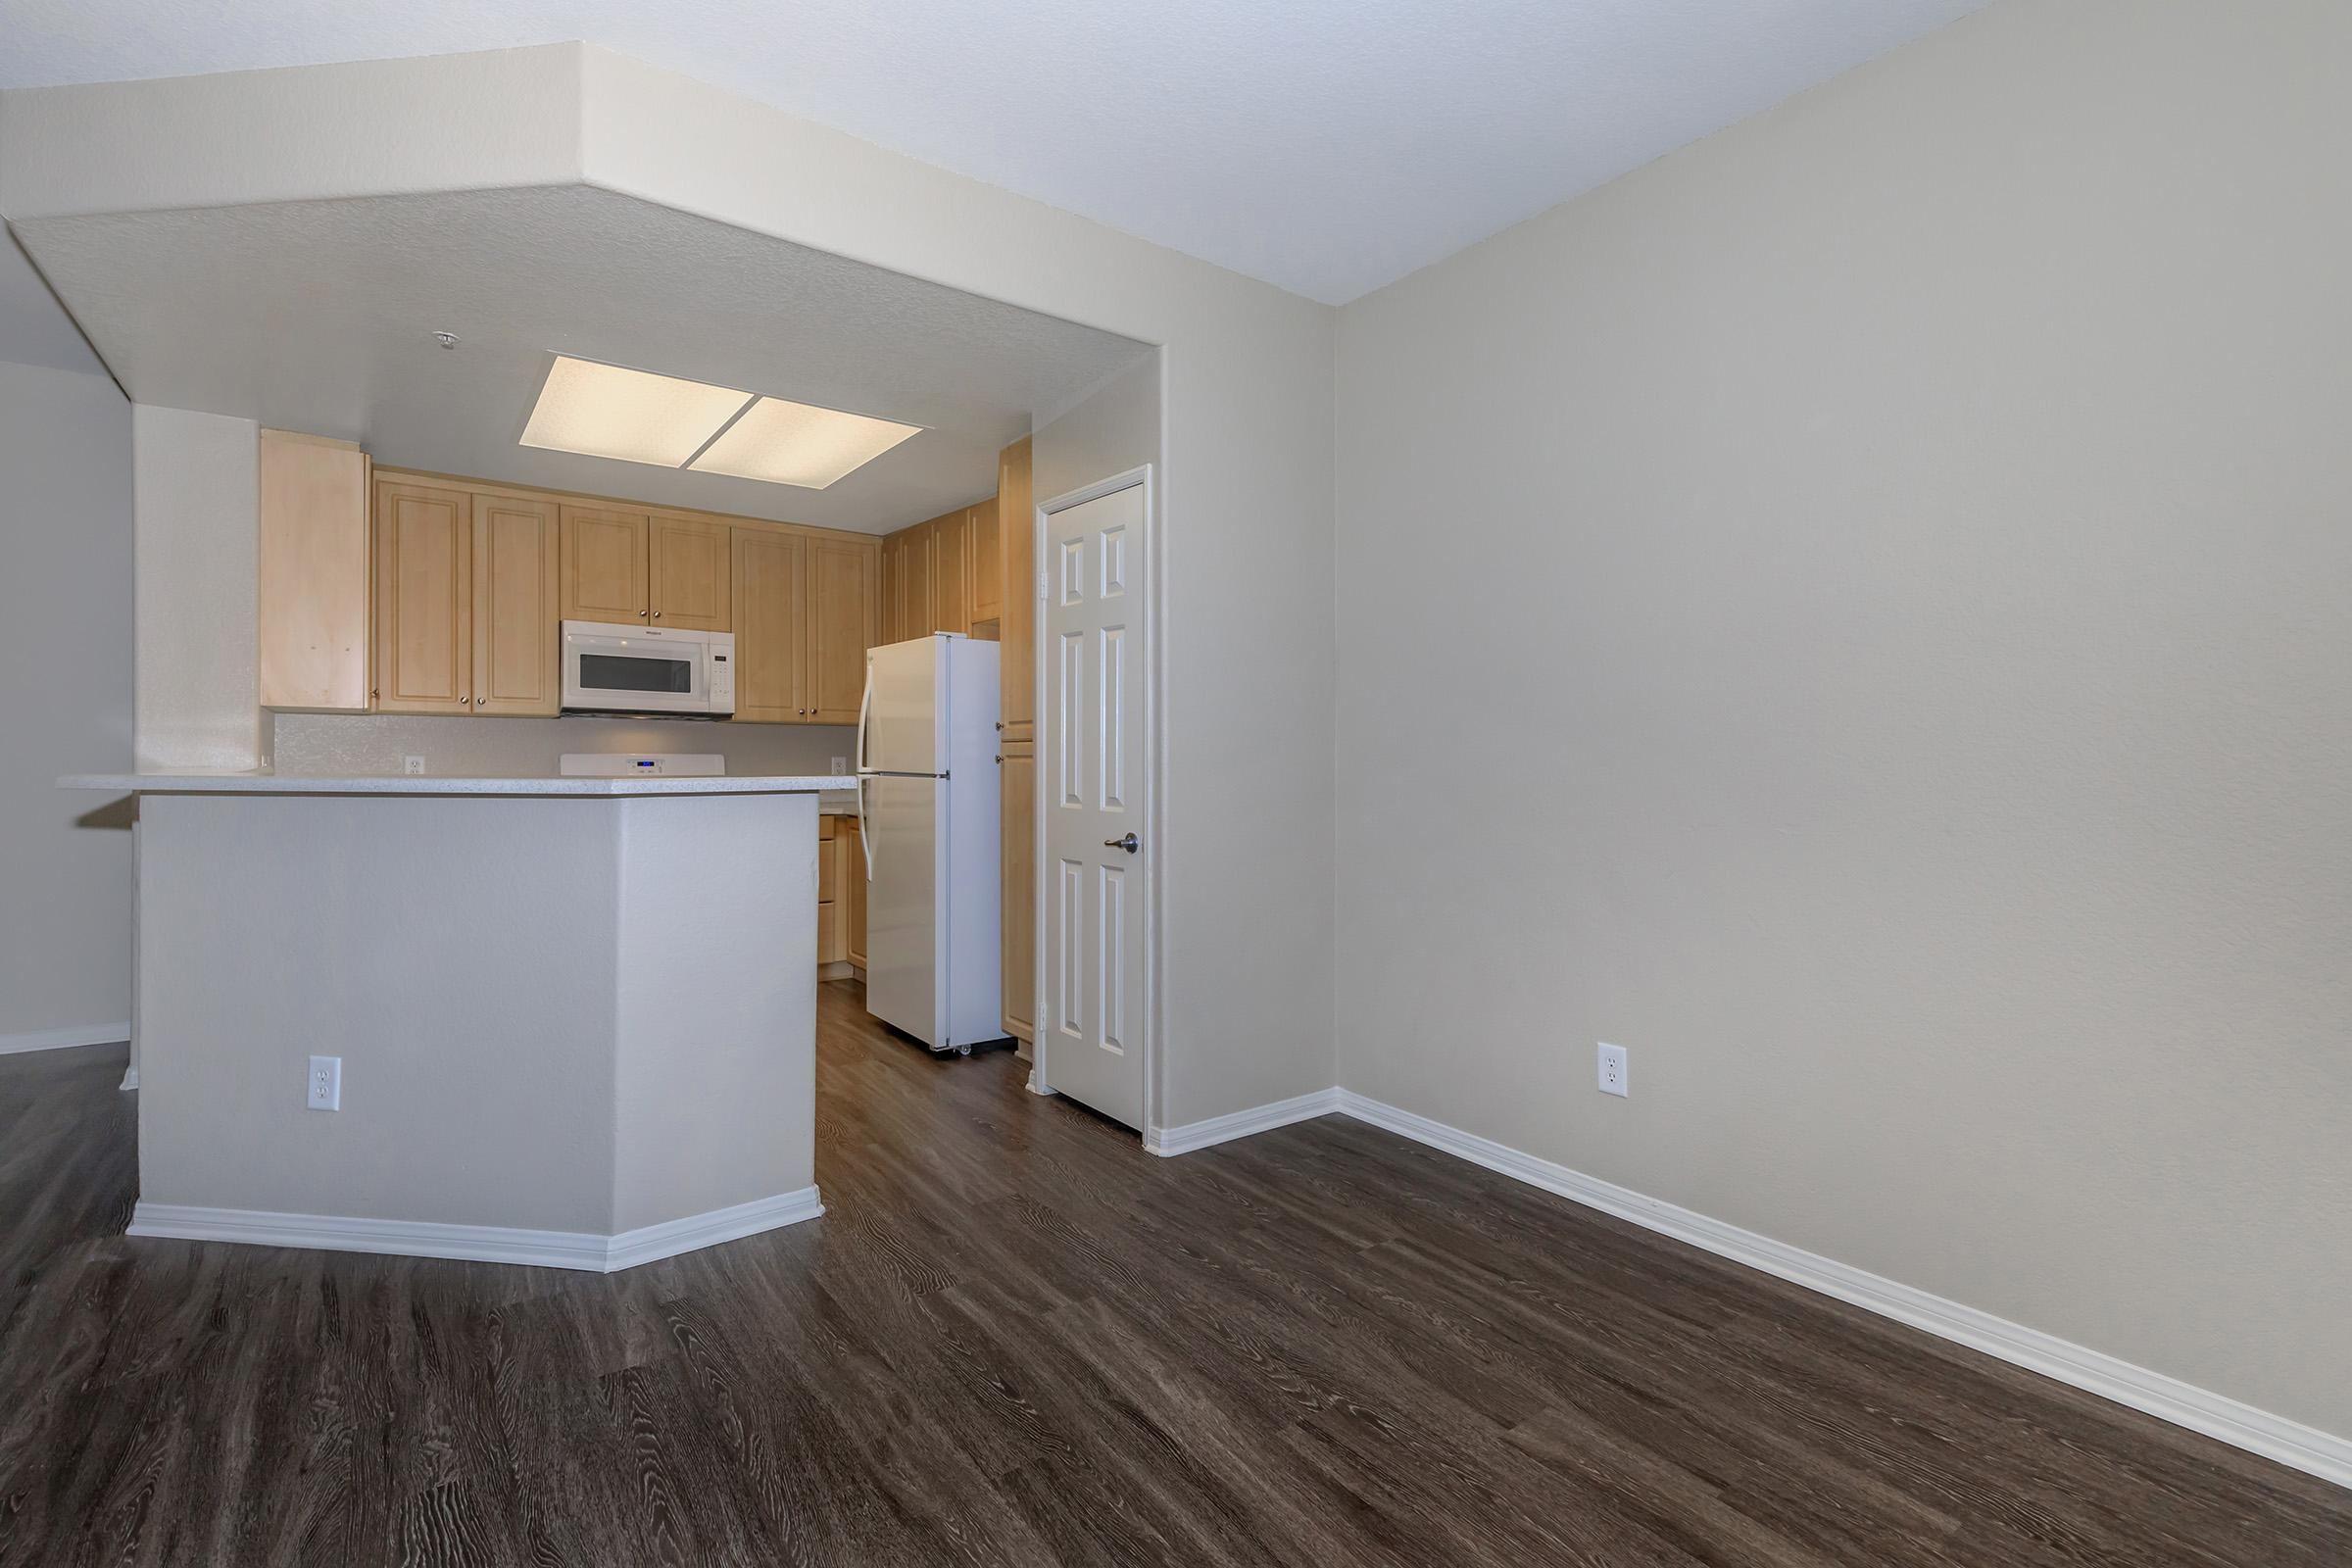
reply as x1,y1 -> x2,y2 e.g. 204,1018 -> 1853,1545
855,659 -> 874,774
857,774 -> 874,881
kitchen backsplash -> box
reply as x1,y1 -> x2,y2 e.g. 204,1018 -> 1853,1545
269,712 -> 857,778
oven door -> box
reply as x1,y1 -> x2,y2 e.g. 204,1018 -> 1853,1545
562,622 -> 714,714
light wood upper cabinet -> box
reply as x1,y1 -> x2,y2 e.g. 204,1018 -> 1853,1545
559,506 -> 650,623
969,494 -> 1003,627
470,494 -> 561,715
998,438 -> 1036,738
259,430 -> 371,712
732,528 -> 808,722
933,507 -> 970,637
903,519 -> 934,640
651,514 -> 731,630
806,538 -> 876,724
1000,740 -> 1036,1044
373,479 -> 472,714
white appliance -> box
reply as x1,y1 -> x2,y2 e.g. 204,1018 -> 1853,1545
558,753 -> 725,776
858,634 -> 1002,1054
561,620 -> 735,717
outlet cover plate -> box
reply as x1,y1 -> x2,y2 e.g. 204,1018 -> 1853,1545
1597,1042 -> 1628,1098
308,1054 -> 341,1110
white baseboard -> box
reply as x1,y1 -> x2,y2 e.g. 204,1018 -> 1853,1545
1147,1087 -> 1345,1156
1332,1090 -> 2351,1492
0,1021 -> 131,1055
128,1185 -> 824,1274
119,1065 -> 138,1092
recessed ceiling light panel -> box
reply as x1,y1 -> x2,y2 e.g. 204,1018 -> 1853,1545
689,397 -> 922,489
519,356 -> 755,467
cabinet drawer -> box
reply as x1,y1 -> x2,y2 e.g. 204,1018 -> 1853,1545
818,840 -> 839,902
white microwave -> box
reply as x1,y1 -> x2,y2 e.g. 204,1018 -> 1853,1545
561,620 -> 736,717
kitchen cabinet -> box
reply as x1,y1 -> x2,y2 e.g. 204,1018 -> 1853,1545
998,438 -> 1035,739
561,507 -> 730,630
374,479 -> 563,716
806,538 -> 876,723
258,429 -> 371,712
469,493 -> 562,714
969,492 -> 1003,627
372,478 -> 473,714
903,517 -> 934,639
558,505 -> 649,623
651,514 -> 731,630
843,813 -> 867,970
817,814 -> 845,965
731,528 -> 808,722
933,506 -> 970,636
1000,738 -> 1036,1046
731,528 -> 877,724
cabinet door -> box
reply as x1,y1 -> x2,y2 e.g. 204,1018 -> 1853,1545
258,430 -> 370,711
651,514 -> 732,630
1000,741 -> 1036,1043
816,818 -> 844,964
844,816 -> 867,969
968,495 -> 1002,626
471,494 -> 562,715
933,507 -> 970,637
373,479 -> 472,713
560,505 -> 649,623
904,520 -> 934,639
731,528 -> 807,722
806,537 -> 876,725
997,438 -> 1035,739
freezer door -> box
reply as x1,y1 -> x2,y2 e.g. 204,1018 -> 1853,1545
861,638 -> 943,776
862,773 -> 943,1047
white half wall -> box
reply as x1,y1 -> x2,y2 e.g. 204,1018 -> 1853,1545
0,358 -> 132,1044
1334,0 -> 2352,1443
133,404 -> 259,771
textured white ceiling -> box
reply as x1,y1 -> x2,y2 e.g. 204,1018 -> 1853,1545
0,0 -> 1985,304
14,185 -> 1149,532
0,230 -> 108,377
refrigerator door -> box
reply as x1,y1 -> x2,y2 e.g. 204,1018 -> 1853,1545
862,773 -> 943,1047
861,638 -> 943,776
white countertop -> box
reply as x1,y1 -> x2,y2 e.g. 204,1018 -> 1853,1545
61,770 -> 847,798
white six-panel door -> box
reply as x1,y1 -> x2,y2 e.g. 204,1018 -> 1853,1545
1038,479 -> 1149,1130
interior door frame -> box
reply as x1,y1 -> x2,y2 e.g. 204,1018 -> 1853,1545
1027,465 -> 1158,1144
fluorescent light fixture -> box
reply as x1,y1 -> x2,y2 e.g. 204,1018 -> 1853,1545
689,397 -> 922,489
519,357 -> 755,467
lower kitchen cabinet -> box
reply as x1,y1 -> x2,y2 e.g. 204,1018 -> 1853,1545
842,813 -> 867,970
817,813 -> 844,965
999,741 -> 1036,1045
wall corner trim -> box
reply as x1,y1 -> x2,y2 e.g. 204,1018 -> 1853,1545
1330,1089 -> 2351,1493
1146,1088 -> 1345,1156
0,1022 -> 131,1055
127,1186 -> 823,1274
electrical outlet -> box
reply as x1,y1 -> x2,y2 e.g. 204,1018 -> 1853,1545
830,756 -> 848,775
308,1054 -> 341,1110
1597,1042 -> 1629,1098
403,756 -> 425,775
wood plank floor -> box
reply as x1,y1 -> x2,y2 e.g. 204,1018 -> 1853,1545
1,983 -> 2343,1566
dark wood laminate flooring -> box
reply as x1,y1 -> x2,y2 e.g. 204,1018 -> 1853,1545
1,984 -> 2344,1566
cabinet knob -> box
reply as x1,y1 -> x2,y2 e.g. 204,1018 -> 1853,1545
638,609 -> 648,618
653,611 -> 662,618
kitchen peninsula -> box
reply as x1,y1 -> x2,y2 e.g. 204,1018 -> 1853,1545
61,769 -> 841,1271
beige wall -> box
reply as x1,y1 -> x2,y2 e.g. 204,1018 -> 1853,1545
0,358 -> 133,1046
1334,0 -> 2352,1439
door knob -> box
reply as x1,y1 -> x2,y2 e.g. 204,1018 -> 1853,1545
1103,833 -> 1139,854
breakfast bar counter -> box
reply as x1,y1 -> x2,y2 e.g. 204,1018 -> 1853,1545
61,771 -> 841,1271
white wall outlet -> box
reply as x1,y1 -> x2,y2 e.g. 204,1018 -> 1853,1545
308,1054 -> 341,1110
830,756 -> 848,775
403,756 -> 425,775
1597,1042 -> 1629,1098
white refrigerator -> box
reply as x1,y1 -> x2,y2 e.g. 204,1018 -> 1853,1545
857,634 -> 1003,1054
